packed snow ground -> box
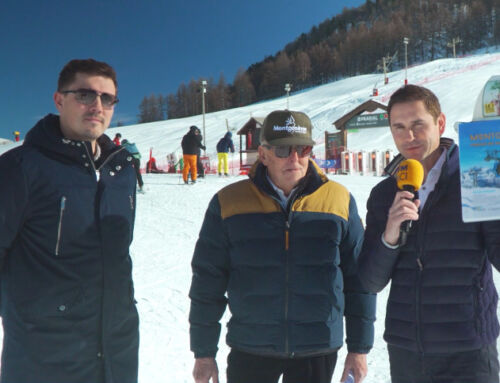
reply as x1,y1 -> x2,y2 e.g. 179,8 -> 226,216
2,51 -> 500,382
132,174 -> 500,383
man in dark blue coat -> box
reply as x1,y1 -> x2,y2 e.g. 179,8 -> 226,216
216,131 -> 235,176
0,59 -> 139,383
189,110 -> 375,383
358,85 -> 500,383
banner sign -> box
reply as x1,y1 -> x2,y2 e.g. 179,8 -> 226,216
345,113 -> 389,129
314,158 -> 338,169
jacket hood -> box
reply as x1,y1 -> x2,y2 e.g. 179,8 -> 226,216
23,113 -> 117,164
224,132 -> 232,139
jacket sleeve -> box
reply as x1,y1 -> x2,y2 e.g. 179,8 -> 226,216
189,195 -> 230,358
0,151 -> 29,266
482,220 -> 500,272
358,188 -> 401,293
339,195 -> 376,354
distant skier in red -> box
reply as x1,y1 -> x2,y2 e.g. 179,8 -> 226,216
113,132 -> 122,146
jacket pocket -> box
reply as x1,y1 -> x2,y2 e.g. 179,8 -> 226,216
55,196 -> 67,256
129,195 -> 134,211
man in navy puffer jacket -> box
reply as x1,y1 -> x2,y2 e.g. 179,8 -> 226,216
0,59 -> 139,383
190,110 -> 375,383
358,85 -> 500,383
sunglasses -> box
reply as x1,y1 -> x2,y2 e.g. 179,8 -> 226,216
60,88 -> 119,109
264,145 -> 312,158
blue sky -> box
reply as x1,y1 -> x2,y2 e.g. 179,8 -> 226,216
0,0 -> 364,140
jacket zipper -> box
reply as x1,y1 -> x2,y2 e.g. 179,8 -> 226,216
283,197 -> 299,356
55,196 -> 67,256
262,178 -> 305,356
129,195 -> 134,211
96,146 -> 126,172
82,143 -> 126,181
284,219 -> 290,354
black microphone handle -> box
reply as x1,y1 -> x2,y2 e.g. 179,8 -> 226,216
399,189 -> 419,246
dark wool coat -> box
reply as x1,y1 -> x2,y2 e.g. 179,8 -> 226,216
0,114 -> 139,383
189,160 -> 375,358
358,139 -> 500,354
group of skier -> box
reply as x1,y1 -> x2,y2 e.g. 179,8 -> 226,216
180,125 -> 235,184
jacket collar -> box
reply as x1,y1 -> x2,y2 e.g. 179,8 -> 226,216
23,114 -> 124,169
249,158 -> 328,201
384,137 -> 456,177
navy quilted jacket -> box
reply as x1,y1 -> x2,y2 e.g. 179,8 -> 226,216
0,114 -> 139,383
358,139 -> 500,353
189,160 -> 375,358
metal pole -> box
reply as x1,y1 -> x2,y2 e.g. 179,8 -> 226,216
201,80 -> 207,150
383,56 -> 388,84
284,83 -> 291,110
403,37 -> 409,85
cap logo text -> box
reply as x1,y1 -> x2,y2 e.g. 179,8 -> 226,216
273,116 -> 307,134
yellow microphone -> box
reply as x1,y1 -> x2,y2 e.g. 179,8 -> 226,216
396,159 -> 424,192
396,159 -> 424,245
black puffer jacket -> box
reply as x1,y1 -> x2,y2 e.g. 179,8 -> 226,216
182,128 -> 205,155
0,114 -> 139,383
358,139 -> 500,354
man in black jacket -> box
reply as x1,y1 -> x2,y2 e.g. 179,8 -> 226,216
194,127 -> 205,178
358,85 -> 500,383
181,125 -> 206,184
0,59 -> 139,383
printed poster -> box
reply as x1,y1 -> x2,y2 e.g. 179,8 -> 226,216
458,120 -> 500,222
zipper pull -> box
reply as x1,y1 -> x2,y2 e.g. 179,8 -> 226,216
95,169 -> 100,182
285,221 -> 290,250
416,258 -> 423,271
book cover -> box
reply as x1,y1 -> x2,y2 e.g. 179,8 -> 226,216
458,120 -> 500,222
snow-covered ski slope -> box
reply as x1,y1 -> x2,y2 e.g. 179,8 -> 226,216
3,50 -> 500,159
1,51 -> 500,382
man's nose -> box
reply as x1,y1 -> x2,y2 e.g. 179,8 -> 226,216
287,148 -> 299,161
89,96 -> 104,112
403,127 -> 415,140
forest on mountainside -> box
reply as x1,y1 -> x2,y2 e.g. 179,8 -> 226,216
138,0 -> 500,123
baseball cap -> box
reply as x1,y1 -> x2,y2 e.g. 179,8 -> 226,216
260,110 -> 315,146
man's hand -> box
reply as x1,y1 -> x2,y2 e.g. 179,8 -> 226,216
340,352 -> 367,383
193,357 -> 219,383
383,190 -> 421,245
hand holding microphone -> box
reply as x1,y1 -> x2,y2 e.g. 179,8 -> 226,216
384,159 -> 424,246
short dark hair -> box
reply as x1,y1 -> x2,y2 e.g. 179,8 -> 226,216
388,85 -> 441,123
57,58 -> 118,92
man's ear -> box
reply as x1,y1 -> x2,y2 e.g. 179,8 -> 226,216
438,112 -> 446,136
53,91 -> 64,112
258,145 -> 268,166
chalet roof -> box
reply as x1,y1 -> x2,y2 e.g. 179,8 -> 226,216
237,117 -> 266,135
333,100 -> 387,130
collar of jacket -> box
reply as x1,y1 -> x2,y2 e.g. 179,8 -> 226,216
23,114 -> 124,168
248,158 -> 328,201
384,137 -> 456,177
